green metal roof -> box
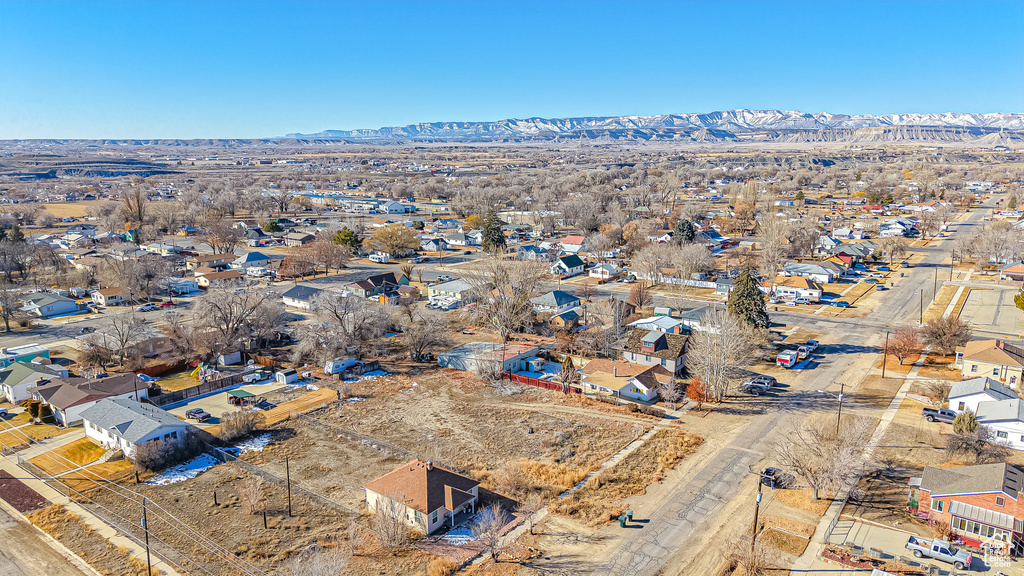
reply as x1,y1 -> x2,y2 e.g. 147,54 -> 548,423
226,389 -> 255,398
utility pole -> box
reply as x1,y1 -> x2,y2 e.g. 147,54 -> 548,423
933,267 -> 937,303
836,382 -> 845,435
285,456 -> 292,517
920,291 -> 923,325
950,250 -> 955,281
882,331 -> 890,379
142,497 -> 152,576
751,482 -> 763,552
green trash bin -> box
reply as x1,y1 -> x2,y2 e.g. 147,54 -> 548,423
625,510 -> 634,521
618,515 -> 626,527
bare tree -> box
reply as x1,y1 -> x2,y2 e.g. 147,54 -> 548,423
238,475 -> 264,514
946,426 -> 1011,464
687,308 -> 753,402
370,493 -> 410,551
630,242 -> 674,286
515,493 -> 544,535
401,309 -> 453,360
659,379 -> 683,410
100,312 -> 148,366
880,236 -> 908,265
731,538 -> 777,576
362,224 -> 420,257
0,280 -> 20,333
285,545 -> 351,576
466,257 -> 541,343
473,504 -> 509,562
492,461 -> 531,501
203,220 -> 244,255
887,328 -> 922,365
295,291 -> 393,362
629,282 -> 653,309
922,316 -> 972,355
756,210 -> 789,281
773,415 -> 872,500
193,288 -> 281,353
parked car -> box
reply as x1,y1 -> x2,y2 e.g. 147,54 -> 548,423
79,326 -> 95,334
0,407 -> 8,417
137,303 -> 158,312
905,537 -> 971,570
804,340 -> 819,352
863,278 -> 879,284
158,301 -> 176,308
797,346 -> 811,360
760,467 -> 782,488
793,297 -> 811,305
768,297 -> 780,304
921,407 -> 958,423
900,261 -> 912,268
738,382 -> 770,395
185,409 -> 212,422
745,375 -> 778,388
877,266 -> 891,272
875,285 -> 887,291
830,300 -> 850,308
463,250 -> 472,255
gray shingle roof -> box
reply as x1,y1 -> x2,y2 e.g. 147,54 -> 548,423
949,376 -> 1016,402
282,284 -> 323,302
919,462 -> 1022,498
0,361 -> 59,388
976,398 -> 1024,423
531,290 -> 580,308
79,398 -> 188,444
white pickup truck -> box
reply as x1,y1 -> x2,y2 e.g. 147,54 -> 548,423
905,536 -> 972,570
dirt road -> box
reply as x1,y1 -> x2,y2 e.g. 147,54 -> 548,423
0,505 -> 87,576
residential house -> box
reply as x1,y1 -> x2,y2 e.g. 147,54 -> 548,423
20,293 -> 84,318
578,359 -> 672,402
281,285 -> 323,309
197,270 -> 243,289
627,315 -> 688,335
550,255 -> 585,278
378,200 -> 413,214
186,253 -> 236,271
976,399 -> 1024,450
957,339 -> 1024,388
80,398 -> 190,458
621,330 -> 688,375
816,235 -> 843,253
437,342 -> 539,374
34,373 -> 151,426
517,245 -> 548,261
1000,262 -> 1024,282
166,278 -> 199,295
531,290 -> 580,314
0,361 -> 65,403
284,232 -> 315,247
782,261 -> 845,284
348,272 -> 408,298
911,462 -> 1023,553
144,243 -> 181,255
92,289 -> 127,307
0,343 -> 50,368
551,309 -> 580,331
560,235 -> 586,254
765,276 -> 824,303
420,238 -> 448,252
678,306 -> 715,332
828,241 -> 876,263
427,279 -> 476,303
588,263 -> 621,280
949,377 -> 1017,414
444,232 -> 469,247
232,251 -> 272,270
363,459 -> 479,535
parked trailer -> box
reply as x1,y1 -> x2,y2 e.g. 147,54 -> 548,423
776,350 -> 800,369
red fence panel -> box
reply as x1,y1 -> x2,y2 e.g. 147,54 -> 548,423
504,372 -> 581,394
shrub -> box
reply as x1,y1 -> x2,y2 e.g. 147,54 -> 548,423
427,558 -> 459,576
28,401 -> 41,421
217,410 -> 266,442
132,430 -> 203,473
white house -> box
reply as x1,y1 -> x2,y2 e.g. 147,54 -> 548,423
764,276 -> 824,303
427,279 -> 475,303
550,255 -> 585,278
976,399 -> 1024,451
33,373 -> 151,426
0,361 -> 65,404
20,293 -> 83,318
782,261 -> 845,284
530,290 -> 580,314
281,285 -> 323,310
232,251 -> 272,270
80,398 -> 190,458
92,289 -> 126,307
560,235 -> 586,254
949,377 -> 1017,414
363,459 -> 479,534
578,359 -> 671,402
167,278 -> 199,295
588,263 -> 621,280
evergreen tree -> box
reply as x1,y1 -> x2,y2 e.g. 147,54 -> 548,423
8,225 -> 24,243
727,267 -> 769,329
481,210 -> 506,253
674,219 -> 695,243
333,226 -> 360,248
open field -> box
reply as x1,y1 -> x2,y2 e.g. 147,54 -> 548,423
852,376 -> 906,409
28,504 -> 147,576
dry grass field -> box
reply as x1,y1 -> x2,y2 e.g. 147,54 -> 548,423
28,504 -> 148,576
30,438 -> 105,475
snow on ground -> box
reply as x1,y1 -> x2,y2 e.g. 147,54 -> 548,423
235,433 -> 272,454
305,384 -> 319,391
145,454 -> 219,486
347,370 -> 388,382
441,526 -> 476,545
345,396 -> 365,403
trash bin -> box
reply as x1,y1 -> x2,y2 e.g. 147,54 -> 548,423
618,515 -> 626,528
625,510 -> 634,521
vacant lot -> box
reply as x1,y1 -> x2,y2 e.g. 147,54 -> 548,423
28,504 -> 147,576
846,475 -> 931,537
30,438 -> 105,475
853,376 -> 905,409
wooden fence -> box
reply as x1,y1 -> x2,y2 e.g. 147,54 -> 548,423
149,374 -> 246,406
504,372 -> 581,394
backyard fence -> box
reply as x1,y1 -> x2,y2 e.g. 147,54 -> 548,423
149,374 -> 246,406
822,493 -> 852,544
504,372 -> 581,394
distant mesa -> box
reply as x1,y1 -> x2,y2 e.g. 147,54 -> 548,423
282,109 -> 1024,144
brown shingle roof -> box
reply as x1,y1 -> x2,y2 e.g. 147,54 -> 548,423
579,359 -> 647,378
958,339 -> 1024,368
622,330 -> 688,360
364,459 -> 478,514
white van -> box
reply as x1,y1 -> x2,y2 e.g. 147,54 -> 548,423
369,253 -> 390,264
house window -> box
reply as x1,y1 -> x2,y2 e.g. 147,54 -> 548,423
662,359 -> 667,366
996,496 -> 1005,507
957,402 -> 965,410
971,364 -> 978,373
997,431 -> 1009,439
1012,376 -> 1018,385
645,355 -> 650,362
993,368 -> 1000,376
431,510 -> 438,523
935,500 -> 943,512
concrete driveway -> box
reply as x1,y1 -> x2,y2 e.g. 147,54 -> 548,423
165,382 -> 286,427
958,286 -> 1024,338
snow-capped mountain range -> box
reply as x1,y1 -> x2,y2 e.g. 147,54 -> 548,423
285,109 -> 1024,142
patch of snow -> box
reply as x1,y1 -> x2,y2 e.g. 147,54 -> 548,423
145,453 -> 219,486
345,396 -> 365,403
347,370 -> 388,382
306,384 -> 319,391
234,433 -> 272,454
441,526 -> 476,545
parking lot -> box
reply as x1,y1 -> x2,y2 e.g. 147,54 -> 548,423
958,287 -> 1024,337
165,382 -> 288,427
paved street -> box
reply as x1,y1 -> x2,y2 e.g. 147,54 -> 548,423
589,202 -> 992,576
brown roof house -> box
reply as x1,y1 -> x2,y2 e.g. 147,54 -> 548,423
621,330 -> 688,376
957,339 -> 1024,389
363,459 -> 479,534
579,359 -> 672,402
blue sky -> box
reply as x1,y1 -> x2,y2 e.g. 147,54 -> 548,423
1,1 -> 1022,138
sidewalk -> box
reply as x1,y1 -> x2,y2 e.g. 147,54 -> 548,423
0,458 -> 180,576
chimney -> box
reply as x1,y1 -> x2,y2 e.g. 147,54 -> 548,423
426,461 -> 433,471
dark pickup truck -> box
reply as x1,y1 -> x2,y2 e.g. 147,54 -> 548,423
921,407 -> 958,423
